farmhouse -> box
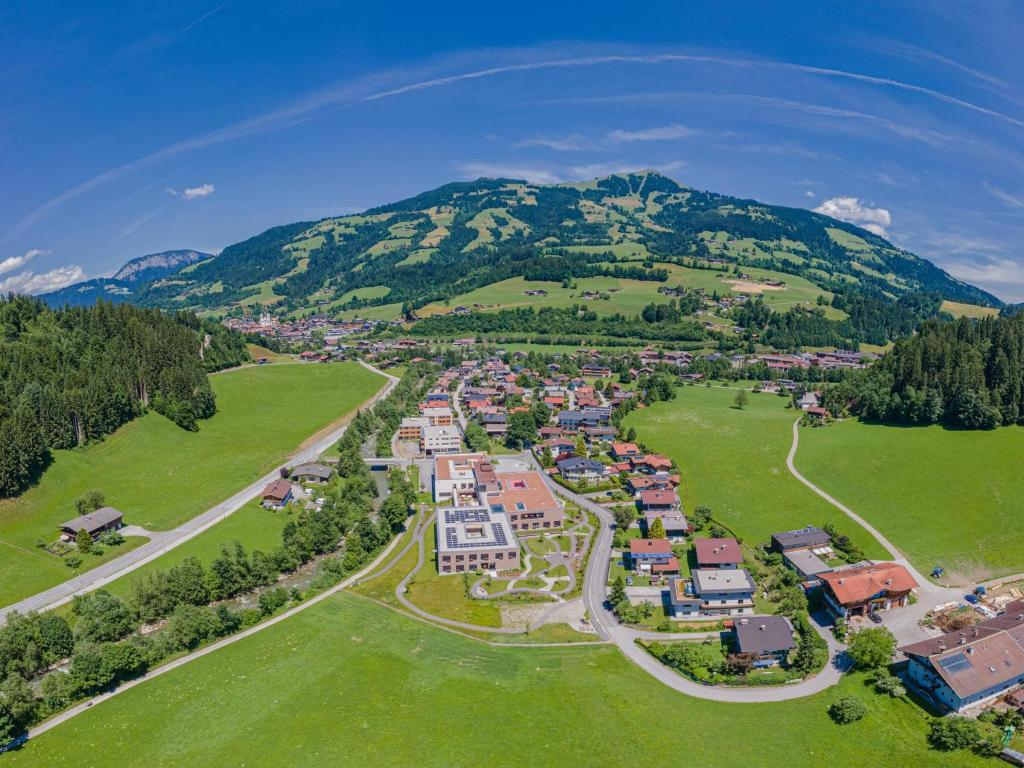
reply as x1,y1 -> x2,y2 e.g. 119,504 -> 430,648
59,507 -> 124,542
900,601 -> 1024,712
289,463 -> 332,484
436,503 -> 520,575
819,562 -> 918,617
733,616 -> 797,666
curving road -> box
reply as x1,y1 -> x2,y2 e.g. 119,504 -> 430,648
0,361 -> 399,625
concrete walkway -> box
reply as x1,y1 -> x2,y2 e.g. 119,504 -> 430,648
0,361 -> 399,624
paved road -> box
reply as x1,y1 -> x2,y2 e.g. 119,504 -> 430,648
785,416 -> 962,643
0,361 -> 399,624
25,512 -> 410,741
527,451 -> 855,701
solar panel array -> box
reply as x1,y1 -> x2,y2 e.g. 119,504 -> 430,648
938,652 -> 973,674
442,522 -> 510,549
443,508 -> 490,523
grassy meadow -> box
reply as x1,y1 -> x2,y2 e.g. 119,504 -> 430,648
623,386 -> 886,557
417,262 -> 837,319
0,362 -> 384,606
797,419 -> 1024,581
5,594 -> 986,768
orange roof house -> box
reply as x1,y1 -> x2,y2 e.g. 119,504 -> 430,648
819,562 -> 918,617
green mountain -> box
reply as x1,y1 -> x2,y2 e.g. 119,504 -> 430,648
110,171 -> 1001,315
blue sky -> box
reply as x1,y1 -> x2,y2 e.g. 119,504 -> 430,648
2,1 -> 1023,300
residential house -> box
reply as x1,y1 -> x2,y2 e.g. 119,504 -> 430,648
610,442 -> 641,460
628,538 -> 679,577
626,474 -> 678,495
798,391 -> 820,410
261,479 -> 293,510
631,454 -> 673,474
59,507 -> 124,542
480,412 -> 508,438
694,537 -> 743,569
733,616 -> 797,666
289,463 -> 332,484
669,569 -> 756,618
819,562 -> 918,617
770,526 -> 831,554
900,602 -> 1024,712
422,425 -> 462,455
642,510 -> 688,541
398,416 -> 428,442
555,457 -> 606,483
637,489 -> 681,513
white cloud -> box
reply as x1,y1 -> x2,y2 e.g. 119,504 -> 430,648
166,183 -> 215,200
0,265 -> 86,295
804,190 -> 815,198
457,162 -> 561,184
516,134 -> 593,152
0,248 -> 49,276
814,196 -> 892,237
608,123 -> 695,143
984,182 -> 1024,209
944,257 -> 1024,302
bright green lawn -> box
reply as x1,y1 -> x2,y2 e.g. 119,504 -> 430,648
0,363 -> 384,606
102,502 -> 293,601
623,386 -> 886,556
797,419 -> 1024,581
6,595 -> 985,767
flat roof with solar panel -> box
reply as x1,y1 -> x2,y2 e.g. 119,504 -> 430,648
437,502 -> 519,554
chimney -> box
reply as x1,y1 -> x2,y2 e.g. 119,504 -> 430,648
838,578 -> 845,585
966,646 -> 974,655
759,624 -> 767,631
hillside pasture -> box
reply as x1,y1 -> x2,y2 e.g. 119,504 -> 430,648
0,362 -> 384,606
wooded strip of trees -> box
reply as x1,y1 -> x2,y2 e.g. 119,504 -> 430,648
0,296 -> 249,498
824,314 -> 1024,428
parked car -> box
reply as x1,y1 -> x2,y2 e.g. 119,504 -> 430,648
964,594 -> 979,605
868,611 -> 883,624
625,576 -> 634,586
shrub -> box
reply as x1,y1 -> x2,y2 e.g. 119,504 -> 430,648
98,529 -> 124,547
829,695 -> 868,724
872,670 -> 906,698
928,716 -> 979,751
64,554 -> 82,569
846,627 -> 896,670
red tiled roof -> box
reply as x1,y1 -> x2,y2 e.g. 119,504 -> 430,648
262,478 -> 291,501
629,538 -> 673,555
819,563 -> 918,605
638,489 -> 679,506
651,557 -> 681,574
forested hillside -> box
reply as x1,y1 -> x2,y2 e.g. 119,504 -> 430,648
0,296 -> 249,497
48,172 -> 999,317
825,314 -> 1024,429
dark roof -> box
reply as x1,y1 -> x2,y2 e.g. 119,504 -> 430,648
59,507 -> 123,533
262,478 -> 292,501
771,526 -> 830,551
901,601 -> 1024,658
290,462 -> 332,480
734,616 -> 797,655
556,457 -> 605,472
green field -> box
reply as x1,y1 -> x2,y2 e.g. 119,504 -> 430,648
102,501 -> 293,600
623,386 -> 886,556
0,363 -> 384,606
6,594 -> 985,767
797,419 -> 1024,581
418,262 -> 838,319
940,300 -> 1000,319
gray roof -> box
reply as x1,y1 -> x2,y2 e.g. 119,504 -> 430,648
59,506 -> 123,533
556,457 -> 605,472
734,616 -> 797,655
785,548 -> 833,578
692,568 -> 756,595
771,526 -> 830,551
290,462 -> 332,480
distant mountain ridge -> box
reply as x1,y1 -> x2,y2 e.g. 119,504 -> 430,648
46,172 -> 1002,313
40,249 -> 213,307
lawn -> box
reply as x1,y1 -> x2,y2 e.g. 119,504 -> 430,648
623,386 -> 887,556
796,419 -> 1024,582
102,502 -> 293,601
0,362 -> 385,607
6,595 -> 987,767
